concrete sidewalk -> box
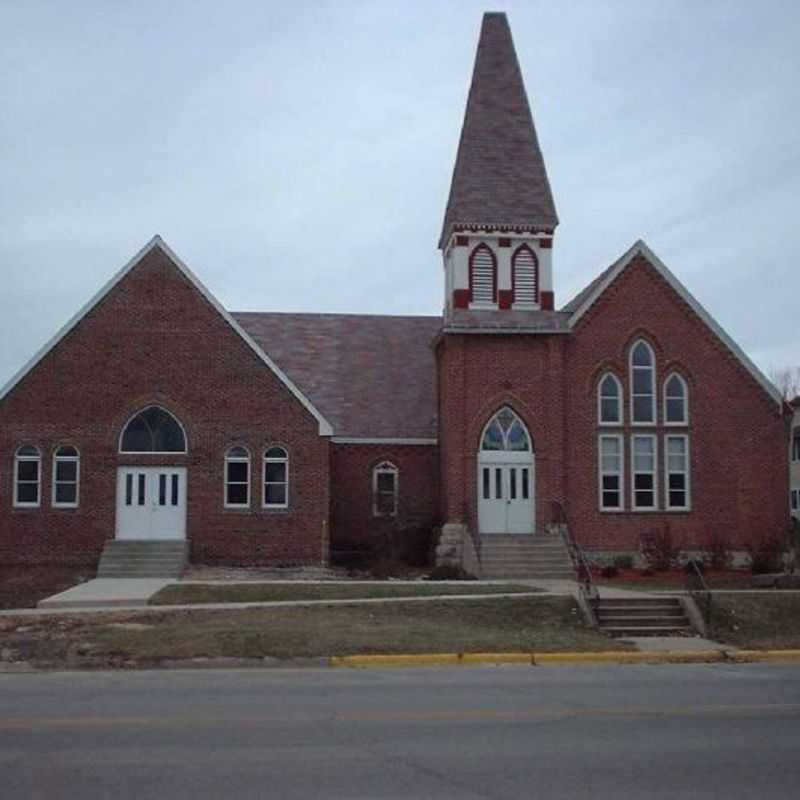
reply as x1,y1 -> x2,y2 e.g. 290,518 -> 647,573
36,578 -> 172,609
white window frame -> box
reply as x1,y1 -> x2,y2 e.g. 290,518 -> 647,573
631,434 -> 658,511
789,488 -> 798,516
664,434 -> 691,511
597,373 -> 623,426
598,434 -> 624,511
13,446 -> 41,508
52,446 -> 80,509
663,372 -> 689,426
224,446 -> 251,509
263,447 -> 289,509
629,339 -> 656,426
792,429 -> 800,463
372,461 -> 399,517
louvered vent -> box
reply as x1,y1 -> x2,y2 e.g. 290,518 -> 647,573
470,246 -> 496,303
513,247 -> 538,304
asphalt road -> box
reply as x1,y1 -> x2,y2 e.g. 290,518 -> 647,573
2,663 -> 800,799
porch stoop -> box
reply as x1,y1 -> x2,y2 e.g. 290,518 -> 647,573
479,534 -> 575,579
97,540 -> 189,578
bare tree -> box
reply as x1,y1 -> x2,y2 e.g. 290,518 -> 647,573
769,366 -> 800,402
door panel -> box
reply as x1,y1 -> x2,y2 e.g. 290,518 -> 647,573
478,460 -> 535,535
116,467 -> 186,540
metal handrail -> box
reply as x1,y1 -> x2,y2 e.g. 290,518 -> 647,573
551,500 -> 598,603
685,558 -> 713,634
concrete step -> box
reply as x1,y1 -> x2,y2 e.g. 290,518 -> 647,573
601,625 -> 694,637
482,571 -> 576,579
97,540 -> 188,578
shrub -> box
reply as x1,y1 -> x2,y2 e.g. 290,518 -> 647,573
704,532 -> 733,570
426,565 -> 477,581
613,555 -> 634,570
744,533 -> 786,575
640,525 -> 681,572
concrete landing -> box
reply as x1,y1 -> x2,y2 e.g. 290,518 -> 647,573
37,578 -> 171,609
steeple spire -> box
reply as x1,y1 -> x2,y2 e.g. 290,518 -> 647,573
439,12 -> 558,249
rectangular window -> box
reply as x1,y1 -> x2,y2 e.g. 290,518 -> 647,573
159,474 -> 167,506
53,458 -> 79,507
482,468 -> 490,500
14,455 -> 41,507
793,435 -> 800,462
264,461 -> 288,508
374,472 -> 397,516
171,474 -> 179,506
632,435 -> 657,510
225,459 -> 250,507
665,435 -> 690,510
125,473 -> 133,506
495,468 -> 502,500
599,435 -> 624,511
791,489 -> 798,513
521,468 -> 530,500
137,473 -> 146,506
510,468 -> 517,500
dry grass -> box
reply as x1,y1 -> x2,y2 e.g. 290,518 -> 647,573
711,594 -> 800,649
149,582 -> 537,606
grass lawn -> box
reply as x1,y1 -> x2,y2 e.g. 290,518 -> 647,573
710,594 -> 800,650
596,570 -> 754,592
0,597 -> 631,668
150,582 -> 538,606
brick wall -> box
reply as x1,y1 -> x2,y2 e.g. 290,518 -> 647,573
0,247 -> 330,567
330,442 -> 439,552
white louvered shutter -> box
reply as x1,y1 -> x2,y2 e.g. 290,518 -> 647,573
470,247 -> 495,303
513,248 -> 538,304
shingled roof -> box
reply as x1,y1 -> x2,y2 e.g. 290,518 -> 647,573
234,312 -> 441,439
439,12 -> 558,248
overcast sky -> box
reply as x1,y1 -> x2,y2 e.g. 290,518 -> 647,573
2,0 -> 799,388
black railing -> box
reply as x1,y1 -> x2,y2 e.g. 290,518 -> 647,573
551,500 -> 598,604
685,558 -> 713,635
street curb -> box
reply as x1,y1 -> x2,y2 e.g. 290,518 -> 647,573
329,649 -> 800,668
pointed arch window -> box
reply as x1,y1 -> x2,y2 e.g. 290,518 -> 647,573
598,373 -> 622,425
224,446 -> 250,508
263,447 -> 289,508
481,407 -> 531,452
469,244 -> 497,305
664,373 -> 689,425
120,406 -> 187,453
630,340 -> 656,424
373,461 -> 399,517
52,446 -> 80,508
512,245 -> 539,306
14,446 -> 41,508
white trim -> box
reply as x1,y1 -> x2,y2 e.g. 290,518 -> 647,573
598,434 -> 624,511
0,236 -> 334,436
13,446 -> 41,509
118,404 -> 189,455
568,239 -> 783,406
631,434 -> 658,511
331,437 -> 438,446
664,434 -> 691,511
224,446 -> 251,509
663,372 -> 689,427
51,446 -> 80,509
262,446 -> 289,510
372,461 -> 399,517
597,372 -> 623,426
629,339 -> 657,426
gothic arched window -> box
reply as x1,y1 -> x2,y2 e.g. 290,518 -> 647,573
598,373 -> 622,424
481,407 -> 531,452
120,406 -> 187,453
511,244 -> 539,305
630,340 -> 656,424
664,373 -> 689,425
469,244 -> 497,305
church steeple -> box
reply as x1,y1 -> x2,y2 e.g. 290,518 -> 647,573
441,12 -> 559,312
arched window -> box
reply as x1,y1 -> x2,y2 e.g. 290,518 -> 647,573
263,447 -> 288,508
14,446 -> 41,508
630,340 -> 656,424
469,244 -> 497,305
120,406 -> 187,453
598,373 -> 622,425
481,407 -> 531,452
224,446 -> 250,508
792,428 -> 800,463
512,244 -> 539,306
373,461 -> 399,517
664,373 -> 689,425
52,446 -> 80,508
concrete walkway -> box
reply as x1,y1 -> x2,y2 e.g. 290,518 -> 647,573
36,578 -> 172,609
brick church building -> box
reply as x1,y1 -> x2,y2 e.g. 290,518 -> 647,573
0,14 -> 790,576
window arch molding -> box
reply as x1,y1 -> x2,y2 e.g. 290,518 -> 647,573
469,243 -> 497,305
263,445 -> 289,509
52,445 -> 80,508
511,244 -> 539,306
13,445 -> 41,508
224,445 -> 251,508
629,338 -> 657,425
597,372 -> 623,425
663,372 -> 689,426
119,405 -> 188,454
372,460 -> 399,517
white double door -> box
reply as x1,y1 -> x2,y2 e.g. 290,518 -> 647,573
116,467 -> 187,540
478,454 -> 535,535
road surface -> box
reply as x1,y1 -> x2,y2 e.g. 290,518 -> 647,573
2,663 -> 799,798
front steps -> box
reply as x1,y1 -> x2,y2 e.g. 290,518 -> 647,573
97,540 -> 188,578
480,534 -> 575,579
594,597 -> 694,637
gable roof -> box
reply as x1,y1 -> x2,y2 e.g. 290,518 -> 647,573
566,239 -> 783,406
438,12 -> 558,249
234,312 -> 441,440
0,236 -> 334,436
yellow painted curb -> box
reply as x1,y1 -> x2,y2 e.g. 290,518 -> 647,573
730,649 -> 800,663
533,651 -> 725,665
